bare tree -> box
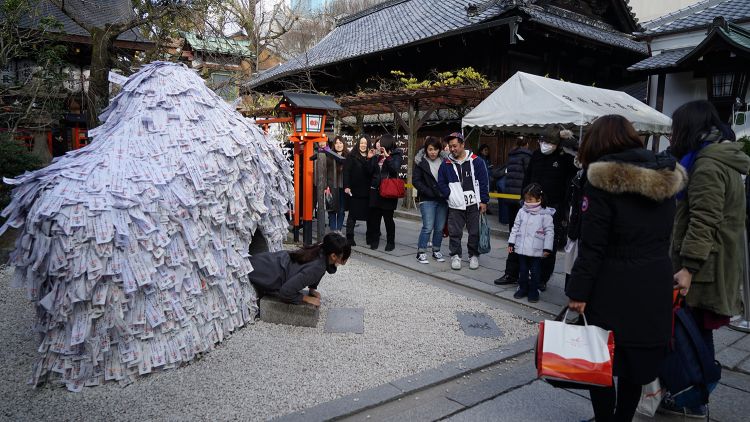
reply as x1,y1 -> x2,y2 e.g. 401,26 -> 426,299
0,0 -> 69,160
48,0 -> 216,129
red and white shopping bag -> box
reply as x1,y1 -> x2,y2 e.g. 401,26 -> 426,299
536,310 -> 615,388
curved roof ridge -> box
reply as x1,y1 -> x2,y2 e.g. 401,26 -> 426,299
336,0 -> 410,27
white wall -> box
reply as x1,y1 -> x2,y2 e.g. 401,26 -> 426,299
629,0 -> 702,23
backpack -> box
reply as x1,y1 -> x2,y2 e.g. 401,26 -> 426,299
659,297 -> 721,409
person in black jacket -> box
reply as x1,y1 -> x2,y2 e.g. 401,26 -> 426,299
366,135 -> 404,251
495,137 -> 532,286
248,233 -> 351,307
566,115 -> 687,422
522,130 -> 577,290
343,136 -> 371,245
412,136 -> 448,264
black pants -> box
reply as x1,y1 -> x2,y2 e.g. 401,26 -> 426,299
366,207 -> 394,244
504,203 -> 561,283
448,206 -> 480,257
345,212 -> 358,240
589,377 -> 642,422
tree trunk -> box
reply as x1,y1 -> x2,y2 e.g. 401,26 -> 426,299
87,27 -> 116,129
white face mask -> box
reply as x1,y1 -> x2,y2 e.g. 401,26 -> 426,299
539,142 -> 556,155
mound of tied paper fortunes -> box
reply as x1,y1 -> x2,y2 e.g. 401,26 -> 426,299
0,62 -> 293,391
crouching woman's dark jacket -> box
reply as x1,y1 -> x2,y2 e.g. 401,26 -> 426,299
248,251 -> 327,304
567,149 -> 687,356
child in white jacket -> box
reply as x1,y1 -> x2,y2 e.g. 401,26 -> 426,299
507,183 -> 555,303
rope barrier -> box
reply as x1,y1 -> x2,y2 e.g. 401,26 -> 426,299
403,183 -> 521,200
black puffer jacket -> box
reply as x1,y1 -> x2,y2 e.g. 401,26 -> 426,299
368,149 -> 404,210
568,148 -> 687,354
523,148 -> 577,208
412,149 -> 447,202
505,147 -> 532,195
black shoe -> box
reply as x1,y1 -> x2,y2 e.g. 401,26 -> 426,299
539,282 -> 547,292
494,274 -> 517,285
384,242 -> 395,251
370,241 -> 379,250
513,289 -> 527,299
528,296 -> 539,303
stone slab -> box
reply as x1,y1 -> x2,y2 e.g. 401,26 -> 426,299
456,312 -> 503,338
729,331 -> 750,352
259,295 -> 319,328
717,346 -> 750,369
707,382 -> 750,422
324,307 -> 365,334
446,380 -> 593,421
274,384 -> 403,422
720,369 -> 750,393
445,361 -> 536,407
714,326 -> 746,351
379,397 -> 465,422
388,336 -> 536,394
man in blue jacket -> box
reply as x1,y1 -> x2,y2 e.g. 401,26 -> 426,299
437,132 -> 489,270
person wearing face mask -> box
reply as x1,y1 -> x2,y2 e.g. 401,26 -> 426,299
248,232 -> 351,307
343,135 -> 371,245
522,130 -> 577,290
507,183 -> 554,303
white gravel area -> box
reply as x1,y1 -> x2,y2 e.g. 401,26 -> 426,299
0,258 -> 535,421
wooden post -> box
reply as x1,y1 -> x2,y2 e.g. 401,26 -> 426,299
405,100 -> 418,210
316,147 -> 327,242
653,73 -> 666,153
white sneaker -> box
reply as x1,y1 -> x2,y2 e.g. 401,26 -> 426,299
416,252 -> 429,264
451,255 -> 461,270
432,251 -> 445,262
469,256 -> 479,270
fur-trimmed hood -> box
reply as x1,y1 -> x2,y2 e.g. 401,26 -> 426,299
586,149 -> 687,201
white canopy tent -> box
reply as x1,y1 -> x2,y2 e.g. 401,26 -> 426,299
462,72 -> 672,134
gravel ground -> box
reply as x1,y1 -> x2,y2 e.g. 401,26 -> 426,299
0,258 -> 535,421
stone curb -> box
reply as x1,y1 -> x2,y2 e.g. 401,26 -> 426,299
272,336 -> 536,422
394,209 -> 510,237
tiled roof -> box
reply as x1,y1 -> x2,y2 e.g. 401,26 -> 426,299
627,47 -> 692,71
183,33 -> 253,58
247,0 -> 643,89
521,6 -> 647,54
641,0 -> 750,35
19,0 -> 151,44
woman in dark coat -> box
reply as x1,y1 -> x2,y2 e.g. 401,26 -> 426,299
343,136 -> 371,246
567,115 -> 687,422
326,136 -> 348,231
365,135 -> 403,251
248,233 -> 351,307
412,136 -> 448,263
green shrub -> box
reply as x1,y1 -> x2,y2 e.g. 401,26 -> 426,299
0,134 -> 43,213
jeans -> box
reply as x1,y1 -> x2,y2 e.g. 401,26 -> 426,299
448,206 -> 480,258
328,188 -> 346,231
517,254 -> 542,299
418,201 -> 448,251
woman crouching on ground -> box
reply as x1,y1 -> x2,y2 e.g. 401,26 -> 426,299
566,115 -> 687,421
248,233 -> 351,307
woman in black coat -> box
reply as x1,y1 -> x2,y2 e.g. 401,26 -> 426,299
248,233 -> 351,307
343,136 -> 371,245
566,115 -> 687,422
365,135 -> 403,251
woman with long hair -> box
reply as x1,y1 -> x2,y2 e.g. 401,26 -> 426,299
248,233 -> 351,306
365,135 -> 403,251
666,100 -> 750,417
566,115 -> 687,421
343,135 -> 371,245
412,136 -> 448,263
326,136 -> 349,232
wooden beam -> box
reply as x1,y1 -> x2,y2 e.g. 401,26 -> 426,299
388,103 -> 410,133
414,103 -> 439,132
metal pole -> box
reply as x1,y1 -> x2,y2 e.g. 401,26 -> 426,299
730,229 -> 750,332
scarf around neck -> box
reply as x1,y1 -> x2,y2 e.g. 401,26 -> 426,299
676,127 -> 723,200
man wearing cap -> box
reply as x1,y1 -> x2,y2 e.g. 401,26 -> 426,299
437,132 -> 490,270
